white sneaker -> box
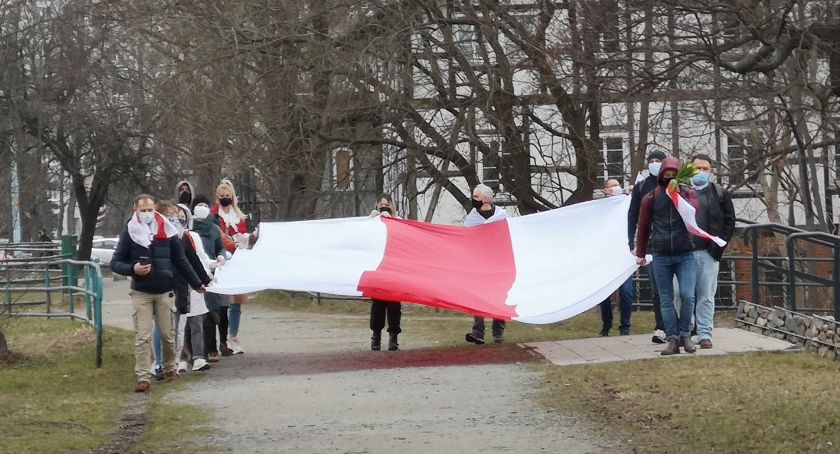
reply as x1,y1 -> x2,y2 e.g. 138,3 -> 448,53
652,329 -> 667,344
227,339 -> 245,355
690,335 -> 699,344
177,361 -> 188,373
192,358 -> 210,371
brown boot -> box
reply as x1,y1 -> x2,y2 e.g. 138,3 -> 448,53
164,372 -> 179,383
681,336 -> 697,353
134,381 -> 151,393
661,338 -> 680,356
699,339 -> 713,349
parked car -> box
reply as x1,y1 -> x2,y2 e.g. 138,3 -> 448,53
89,238 -> 119,264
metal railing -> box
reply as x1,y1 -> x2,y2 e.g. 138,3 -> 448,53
742,223 -> 840,319
1,239 -> 105,367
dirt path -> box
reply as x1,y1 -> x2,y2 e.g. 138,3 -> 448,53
103,280 -> 615,453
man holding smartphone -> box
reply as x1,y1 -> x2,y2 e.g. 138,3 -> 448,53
111,194 -> 206,393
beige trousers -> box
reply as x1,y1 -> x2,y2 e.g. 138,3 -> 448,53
131,290 -> 176,382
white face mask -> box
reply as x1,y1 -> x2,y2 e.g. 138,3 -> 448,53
608,186 -> 624,196
169,217 -> 185,238
193,205 -> 210,220
137,211 -> 155,225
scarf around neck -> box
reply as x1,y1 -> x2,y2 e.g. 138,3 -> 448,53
127,211 -> 179,248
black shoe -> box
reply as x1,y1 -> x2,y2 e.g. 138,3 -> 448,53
154,368 -> 165,382
220,346 -> 234,357
493,336 -> 504,344
388,334 -> 399,351
371,332 -> 382,351
619,329 -> 630,336
599,330 -> 609,337
465,333 -> 485,345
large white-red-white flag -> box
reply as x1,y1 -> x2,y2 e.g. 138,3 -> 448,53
665,186 -> 727,247
210,196 -> 639,324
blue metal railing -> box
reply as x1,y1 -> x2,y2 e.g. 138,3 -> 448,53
1,241 -> 105,367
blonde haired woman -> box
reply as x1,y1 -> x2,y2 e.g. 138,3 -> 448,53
211,179 -> 250,355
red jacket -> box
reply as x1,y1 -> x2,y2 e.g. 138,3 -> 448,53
635,157 -> 700,258
211,205 -> 248,236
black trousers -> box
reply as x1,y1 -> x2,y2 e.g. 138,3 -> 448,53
204,307 -> 228,353
370,299 -> 402,334
472,317 -> 505,338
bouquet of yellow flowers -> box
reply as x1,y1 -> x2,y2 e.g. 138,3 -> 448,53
668,162 -> 699,193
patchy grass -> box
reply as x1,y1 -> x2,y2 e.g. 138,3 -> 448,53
0,317 -> 135,453
536,352 -> 840,453
131,386 -> 215,454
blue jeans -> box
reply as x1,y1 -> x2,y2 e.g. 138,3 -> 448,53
694,250 -> 719,341
651,252 -> 698,340
229,303 -> 242,338
600,276 -> 634,333
152,313 -> 181,370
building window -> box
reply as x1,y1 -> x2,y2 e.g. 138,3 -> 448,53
601,3 -> 620,53
726,135 -> 745,187
454,24 -> 479,60
726,133 -> 760,188
332,148 -> 353,190
482,140 -> 501,193
600,137 -> 625,186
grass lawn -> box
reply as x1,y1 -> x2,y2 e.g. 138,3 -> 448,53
251,290 -> 663,346
0,317 -> 216,453
537,352 -> 840,453
0,317 -> 135,453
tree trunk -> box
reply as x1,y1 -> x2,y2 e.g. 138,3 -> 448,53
0,329 -> 10,362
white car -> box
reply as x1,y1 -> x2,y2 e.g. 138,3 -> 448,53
90,238 -> 120,264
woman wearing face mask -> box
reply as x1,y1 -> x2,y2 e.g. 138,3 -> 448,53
210,180 -> 250,355
152,202 -> 213,374
367,194 -> 403,351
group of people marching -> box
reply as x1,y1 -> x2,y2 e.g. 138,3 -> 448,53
112,151 -> 735,391
599,150 -> 736,355
368,151 -> 736,357
111,180 -> 255,393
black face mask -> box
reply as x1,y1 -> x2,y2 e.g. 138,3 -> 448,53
219,197 -> 233,207
178,192 -> 192,204
662,177 -> 674,186
378,206 -> 393,215
471,198 -> 483,209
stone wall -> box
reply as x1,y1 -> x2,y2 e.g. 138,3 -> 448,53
735,301 -> 839,361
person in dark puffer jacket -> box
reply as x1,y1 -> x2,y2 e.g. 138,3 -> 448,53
191,195 -> 233,361
111,194 -> 206,393
628,149 -> 667,344
634,157 -> 701,356
690,154 -> 736,349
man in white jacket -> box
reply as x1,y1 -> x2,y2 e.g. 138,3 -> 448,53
464,184 -> 509,345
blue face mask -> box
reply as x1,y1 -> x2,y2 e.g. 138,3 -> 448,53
692,172 -> 710,187
648,162 -> 662,177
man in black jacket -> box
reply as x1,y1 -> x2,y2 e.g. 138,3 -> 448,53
690,154 -> 736,349
111,194 -> 206,393
628,149 -> 667,343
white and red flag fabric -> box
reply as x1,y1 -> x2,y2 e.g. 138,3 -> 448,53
665,186 -> 727,247
210,196 -> 640,324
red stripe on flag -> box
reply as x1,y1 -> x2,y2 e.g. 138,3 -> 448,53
358,218 -> 518,320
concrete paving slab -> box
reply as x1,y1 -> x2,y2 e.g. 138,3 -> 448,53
525,328 -> 795,366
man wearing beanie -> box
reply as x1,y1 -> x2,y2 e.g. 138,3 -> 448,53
628,149 -> 667,344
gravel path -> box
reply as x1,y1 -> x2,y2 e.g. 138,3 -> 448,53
104,281 -> 615,453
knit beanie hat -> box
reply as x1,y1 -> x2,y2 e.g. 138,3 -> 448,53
647,149 -> 667,162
